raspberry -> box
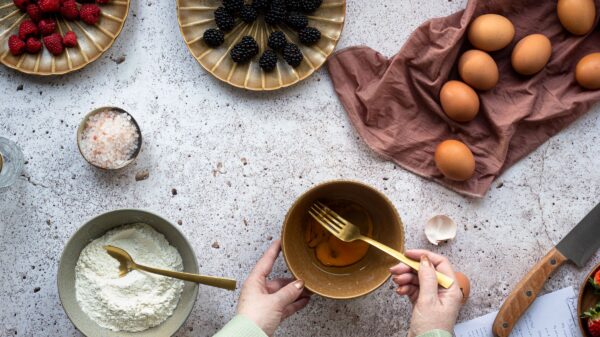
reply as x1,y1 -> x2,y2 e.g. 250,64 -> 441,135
38,18 -> 57,36
18,20 -> 39,40
62,31 -> 77,47
60,0 -> 79,20
26,37 -> 42,53
43,33 -> 64,55
13,0 -> 29,11
26,4 -> 43,22
38,0 -> 60,13
8,35 -> 26,56
80,4 -> 101,25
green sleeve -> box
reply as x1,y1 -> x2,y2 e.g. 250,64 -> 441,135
213,315 -> 268,337
416,329 -> 453,337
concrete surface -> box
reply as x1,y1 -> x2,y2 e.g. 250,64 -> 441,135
1,0 -> 600,336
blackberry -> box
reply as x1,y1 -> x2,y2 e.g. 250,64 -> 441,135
251,0 -> 270,12
259,49 -> 278,72
286,0 -> 301,11
267,31 -> 287,50
299,0 -> 321,13
230,36 -> 259,63
285,12 -> 308,30
283,43 -> 303,67
203,28 -> 225,47
240,5 -> 258,23
223,0 -> 244,12
298,26 -> 320,45
265,0 -> 287,24
214,6 -> 236,32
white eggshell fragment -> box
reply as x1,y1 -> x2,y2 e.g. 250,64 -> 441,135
425,215 -> 457,245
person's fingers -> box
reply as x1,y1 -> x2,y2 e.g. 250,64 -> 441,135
389,263 -> 412,275
274,279 -> 305,306
392,273 -> 419,286
396,284 -> 417,296
266,278 -> 294,293
248,240 -> 282,279
407,287 -> 419,304
282,297 -> 310,320
405,249 -> 456,278
416,255 -> 439,303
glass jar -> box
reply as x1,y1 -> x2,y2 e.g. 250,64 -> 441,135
0,137 -> 24,189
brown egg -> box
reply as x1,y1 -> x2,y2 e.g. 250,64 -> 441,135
557,0 -> 596,36
468,14 -> 515,52
455,272 -> 471,304
439,81 -> 480,122
511,34 -> 552,75
458,50 -> 499,91
576,53 -> 600,89
434,140 -> 476,181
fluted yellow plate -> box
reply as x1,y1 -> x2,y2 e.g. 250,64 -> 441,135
177,0 -> 345,91
0,0 -> 129,75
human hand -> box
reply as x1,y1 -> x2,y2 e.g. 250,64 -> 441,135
390,250 -> 463,337
237,240 -> 311,337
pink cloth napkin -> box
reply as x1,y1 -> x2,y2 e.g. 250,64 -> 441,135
327,0 -> 600,198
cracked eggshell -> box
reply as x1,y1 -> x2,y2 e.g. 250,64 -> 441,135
425,215 -> 457,245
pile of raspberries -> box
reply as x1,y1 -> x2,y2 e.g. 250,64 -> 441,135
8,0 -> 107,56
202,0 -> 323,72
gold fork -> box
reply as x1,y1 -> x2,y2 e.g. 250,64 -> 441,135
309,201 -> 454,289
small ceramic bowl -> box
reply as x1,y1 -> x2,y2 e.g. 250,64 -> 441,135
57,209 -> 199,337
281,180 -> 405,299
77,106 -> 142,170
578,262 -> 600,336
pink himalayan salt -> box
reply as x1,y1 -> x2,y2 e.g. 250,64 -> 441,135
80,110 -> 139,169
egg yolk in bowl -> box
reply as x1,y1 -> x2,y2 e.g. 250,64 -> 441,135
304,200 -> 373,267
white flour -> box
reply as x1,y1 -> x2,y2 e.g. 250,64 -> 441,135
75,223 -> 184,332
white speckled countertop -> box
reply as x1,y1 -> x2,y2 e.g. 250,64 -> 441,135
1,0 -> 600,336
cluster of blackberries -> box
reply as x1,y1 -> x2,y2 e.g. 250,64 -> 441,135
202,0 -> 324,72
260,31 -> 303,71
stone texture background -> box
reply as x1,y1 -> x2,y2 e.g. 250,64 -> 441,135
1,0 -> 600,336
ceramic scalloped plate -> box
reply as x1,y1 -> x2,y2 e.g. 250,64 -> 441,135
577,262 -> 600,337
0,0 -> 129,75
176,0 -> 346,91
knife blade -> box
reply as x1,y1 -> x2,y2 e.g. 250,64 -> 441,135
492,201 -> 600,337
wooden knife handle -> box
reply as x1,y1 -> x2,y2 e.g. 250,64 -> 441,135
492,247 -> 568,337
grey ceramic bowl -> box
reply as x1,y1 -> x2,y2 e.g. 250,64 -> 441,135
57,209 -> 198,337
77,106 -> 142,170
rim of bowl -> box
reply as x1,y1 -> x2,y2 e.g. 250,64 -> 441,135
577,262 -> 600,336
281,179 -> 404,300
76,106 -> 143,170
57,208 -> 199,336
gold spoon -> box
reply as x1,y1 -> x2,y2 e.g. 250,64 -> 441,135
104,245 -> 237,291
